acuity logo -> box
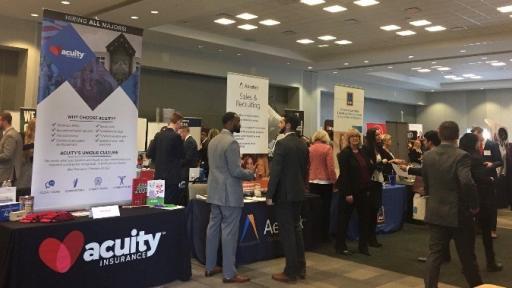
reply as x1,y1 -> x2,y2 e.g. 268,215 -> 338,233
49,45 -> 86,59
240,214 -> 259,242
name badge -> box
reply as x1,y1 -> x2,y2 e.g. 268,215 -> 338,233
91,205 -> 120,219
483,150 -> 491,156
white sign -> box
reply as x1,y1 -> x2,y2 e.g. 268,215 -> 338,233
226,73 -> 269,154
0,187 -> 16,203
91,205 -> 120,219
333,85 -> 365,132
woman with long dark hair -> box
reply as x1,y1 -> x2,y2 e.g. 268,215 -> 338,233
459,133 -> 503,272
365,128 -> 384,248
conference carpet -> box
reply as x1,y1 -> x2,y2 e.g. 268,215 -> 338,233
315,218 -> 512,288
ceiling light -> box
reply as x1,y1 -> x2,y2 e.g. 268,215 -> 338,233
150,10 -> 159,14
217,49 -> 223,52
431,66 -> 442,68
452,77 -> 464,80
380,25 -> 401,31
344,63 -> 349,66
318,35 -> 336,41
30,13 -> 39,17
286,62 -> 291,65
353,0 -> 380,7
497,5 -> 512,13
317,44 -> 329,47
300,0 -> 325,6
364,60 -> 369,63
197,45 -> 204,48
396,30 -> 416,36
409,19 -> 431,27
323,5 -> 347,13
259,19 -> 280,26
214,18 -> 236,25
485,60 -> 498,63
297,38 -> 315,44
460,50 -> 466,53
426,25 -> 446,32
387,66 -> 393,69
411,67 -> 422,70
408,55 -> 414,59
492,62 -> 506,66
418,69 -> 431,72
236,53 -> 242,56
335,40 -> 352,45
432,61 -> 437,64
481,57 -> 488,60
307,66 -> 313,69
130,16 -> 139,20
236,13 -> 258,20
437,67 -> 451,71
444,75 -> 457,79
333,71 -> 338,74
462,74 -> 475,77
60,1 -> 71,4
470,76 -> 482,79
238,24 -> 258,30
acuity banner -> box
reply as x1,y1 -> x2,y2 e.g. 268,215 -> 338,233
32,10 -> 143,211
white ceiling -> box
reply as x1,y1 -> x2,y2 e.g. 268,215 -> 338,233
3,0 -> 512,91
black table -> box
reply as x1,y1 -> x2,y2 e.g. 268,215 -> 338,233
187,194 -> 323,266
0,207 -> 191,288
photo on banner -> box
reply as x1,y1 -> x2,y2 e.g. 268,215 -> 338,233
333,85 -> 365,132
31,10 -> 143,211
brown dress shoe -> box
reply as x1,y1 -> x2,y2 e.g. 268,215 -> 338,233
223,275 -> 250,283
205,266 -> 222,277
272,272 -> 297,283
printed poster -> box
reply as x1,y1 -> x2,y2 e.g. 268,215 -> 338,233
32,10 -> 143,211
333,85 -> 365,132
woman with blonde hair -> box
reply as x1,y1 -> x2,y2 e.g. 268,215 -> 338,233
17,118 -> 36,188
309,129 -> 337,240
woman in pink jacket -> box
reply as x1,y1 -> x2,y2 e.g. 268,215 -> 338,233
309,130 -> 337,241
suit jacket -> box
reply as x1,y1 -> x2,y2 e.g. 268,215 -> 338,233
267,132 -> 309,203
422,144 -> 478,227
0,127 -> 23,183
336,146 -> 374,197
147,128 -> 184,189
181,135 -> 199,181
468,153 -> 495,207
207,129 -> 254,207
482,139 -> 502,177
408,166 -> 422,177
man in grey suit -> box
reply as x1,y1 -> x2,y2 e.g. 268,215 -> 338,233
0,112 -> 23,184
423,121 -> 482,288
205,112 -> 255,283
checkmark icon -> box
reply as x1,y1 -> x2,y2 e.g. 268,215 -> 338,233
51,139 -> 55,142
52,123 -> 56,126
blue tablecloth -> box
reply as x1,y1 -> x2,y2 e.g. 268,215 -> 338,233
187,194 -> 323,265
330,184 -> 408,240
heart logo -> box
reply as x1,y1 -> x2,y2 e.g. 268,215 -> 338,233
49,45 -> 62,56
39,230 -> 84,273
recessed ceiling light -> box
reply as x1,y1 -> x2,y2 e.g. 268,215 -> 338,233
259,19 -> 280,26
30,13 -> 39,17
408,55 -> 414,59
492,62 -> 506,66
444,75 -> 457,79
335,40 -> 352,45
238,24 -> 258,30
431,65 -> 443,69
333,71 -> 338,74
411,67 -> 422,70
470,76 -> 482,79
236,13 -> 258,20
214,18 -> 236,25
353,0 -> 380,7
60,1 -> 71,4
286,62 -> 291,65
432,61 -> 437,64
396,30 -> 416,36
236,53 -> 242,56
485,60 -> 498,64
364,60 -> 369,63
318,44 -> 329,47
497,5 -> 512,13
462,74 -> 475,77
380,25 -> 401,31
437,67 -> 451,71
418,69 -> 431,72
197,45 -> 204,49
425,25 -> 446,32
130,16 -> 139,20
387,66 -> 393,69
481,57 -> 488,60
300,0 -> 325,6
344,63 -> 349,66
323,5 -> 347,13
307,66 -> 313,69
460,50 -> 466,53
297,38 -> 315,44
217,49 -> 223,52
318,35 -> 336,41
452,77 -> 464,80
150,10 -> 159,14
409,19 -> 431,27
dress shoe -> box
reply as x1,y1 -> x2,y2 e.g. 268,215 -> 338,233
417,256 -> 427,262
223,275 -> 250,283
491,231 -> 498,239
369,241 -> 383,248
336,248 -> 352,256
204,266 -> 222,277
359,248 -> 371,256
272,272 -> 297,283
487,262 -> 503,272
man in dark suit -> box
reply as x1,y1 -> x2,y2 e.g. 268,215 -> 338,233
178,126 -> 199,205
472,126 -> 503,238
266,113 -> 309,283
146,112 -> 185,205
423,121 -> 482,288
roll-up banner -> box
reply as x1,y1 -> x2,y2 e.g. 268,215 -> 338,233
32,10 -> 143,211
226,73 -> 269,154
333,85 -> 365,132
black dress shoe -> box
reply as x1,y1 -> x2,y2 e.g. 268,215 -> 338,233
336,248 -> 352,256
417,256 -> 427,262
205,266 -> 222,277
487,262 -> 503,272
359,248 -> 371,256
369,241 -> 383,248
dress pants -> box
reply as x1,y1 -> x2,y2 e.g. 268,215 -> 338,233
477,205 -> 496,265
274,201 -> 306,279
205,204 -> 242,279
425,214 -> 482,288
309,183 -> 333,241
335,189 -> 370,251
368,181 -> 382,244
